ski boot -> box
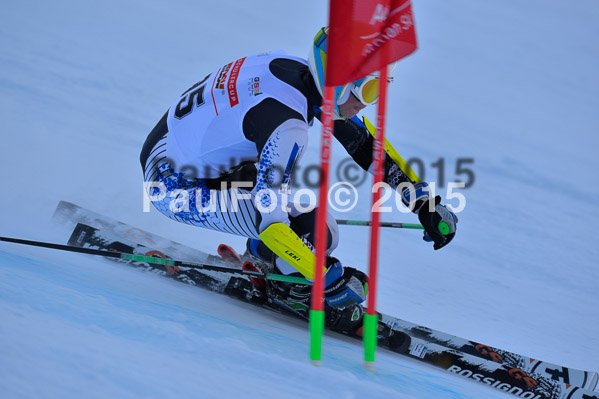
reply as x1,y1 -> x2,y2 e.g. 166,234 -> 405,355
263,278 -> 312,318
324,303 -> 365,335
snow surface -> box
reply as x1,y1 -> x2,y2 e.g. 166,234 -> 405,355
1,0 -> 598,398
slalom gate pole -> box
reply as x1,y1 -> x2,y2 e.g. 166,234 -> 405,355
336,219 -> 423,230
363,64 -> 390,370
310,85 -> 336,366
0,236 -> 309,285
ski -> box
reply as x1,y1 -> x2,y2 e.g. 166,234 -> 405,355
51,201 -> 599,398
386,334 -> 599,399
379,315 -> 598,391
215,232 -> 597,390
66,223 -> 227,291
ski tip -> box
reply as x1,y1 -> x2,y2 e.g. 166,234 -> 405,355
310,359 -> 322,367
217,244 -> 228,255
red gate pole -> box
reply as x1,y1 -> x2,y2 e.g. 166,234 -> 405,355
310,85 -> 335,365
363,64 -> 390,370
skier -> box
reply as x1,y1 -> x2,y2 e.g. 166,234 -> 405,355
140,27 -> 457,325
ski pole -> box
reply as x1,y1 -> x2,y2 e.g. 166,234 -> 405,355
0,236 -> 309,285
336,219 -> 423,230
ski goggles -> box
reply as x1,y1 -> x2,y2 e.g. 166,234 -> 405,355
351,75 -> 382,105
350,61 -> 397,106
351,74 -> 397,106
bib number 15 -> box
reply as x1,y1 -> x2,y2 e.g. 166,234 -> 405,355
174,75 -> 209,119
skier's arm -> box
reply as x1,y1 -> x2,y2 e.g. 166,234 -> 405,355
252,118 -> 307,232
330,116 -> 414,189
331,114 -> 459,250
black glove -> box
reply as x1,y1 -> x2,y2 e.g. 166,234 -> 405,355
401,182 -> 458,250
417,196 -> 457,250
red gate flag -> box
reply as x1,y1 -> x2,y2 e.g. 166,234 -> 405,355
326,0 -> 417,86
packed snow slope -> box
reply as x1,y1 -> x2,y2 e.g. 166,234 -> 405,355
1,0 -> 598,398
